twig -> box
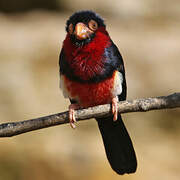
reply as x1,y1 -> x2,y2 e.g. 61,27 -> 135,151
0,93 -> 180,138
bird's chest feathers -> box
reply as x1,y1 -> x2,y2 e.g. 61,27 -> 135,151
61,70 -> 123,108
64,31 -> 111,81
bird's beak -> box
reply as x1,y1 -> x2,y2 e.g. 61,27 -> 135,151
74,22 -> 93,40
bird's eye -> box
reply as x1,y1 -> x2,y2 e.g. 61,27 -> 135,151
68,23 -> 74,34
88,20 -> 98,31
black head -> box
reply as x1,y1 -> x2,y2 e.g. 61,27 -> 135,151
66,10 -> 106,46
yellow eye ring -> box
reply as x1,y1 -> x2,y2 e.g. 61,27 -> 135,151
88,20 -> 98,31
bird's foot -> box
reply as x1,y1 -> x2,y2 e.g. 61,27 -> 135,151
112,96 -> 119,121
69,104 -> 80,129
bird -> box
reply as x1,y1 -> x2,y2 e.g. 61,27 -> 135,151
59,10 -> 137,175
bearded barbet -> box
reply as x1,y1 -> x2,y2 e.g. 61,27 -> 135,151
59,10 -> 137,175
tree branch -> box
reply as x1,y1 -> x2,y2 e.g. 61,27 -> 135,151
0,93 -> 180,138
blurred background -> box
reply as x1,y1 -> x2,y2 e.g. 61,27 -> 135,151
0,0 -> 180,180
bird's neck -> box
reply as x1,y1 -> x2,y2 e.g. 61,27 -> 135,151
63,27 -> 111,81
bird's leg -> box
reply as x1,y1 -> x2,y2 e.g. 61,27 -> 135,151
112,96 -> 119,121
69,103 -> 80,129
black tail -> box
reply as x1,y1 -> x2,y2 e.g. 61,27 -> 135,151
96,114 -> 137,175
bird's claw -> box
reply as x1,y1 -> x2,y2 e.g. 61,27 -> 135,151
112,96 -> 118,121
69,104 -> 80,129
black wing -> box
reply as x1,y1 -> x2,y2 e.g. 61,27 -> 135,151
59,48 -> 78,104
103,41 -> 127,100
59,48 -> 68,75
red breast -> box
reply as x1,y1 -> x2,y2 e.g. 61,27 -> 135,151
61,71 -> 117,108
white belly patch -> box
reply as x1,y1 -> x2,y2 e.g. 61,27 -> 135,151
111,71 -> 123,97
